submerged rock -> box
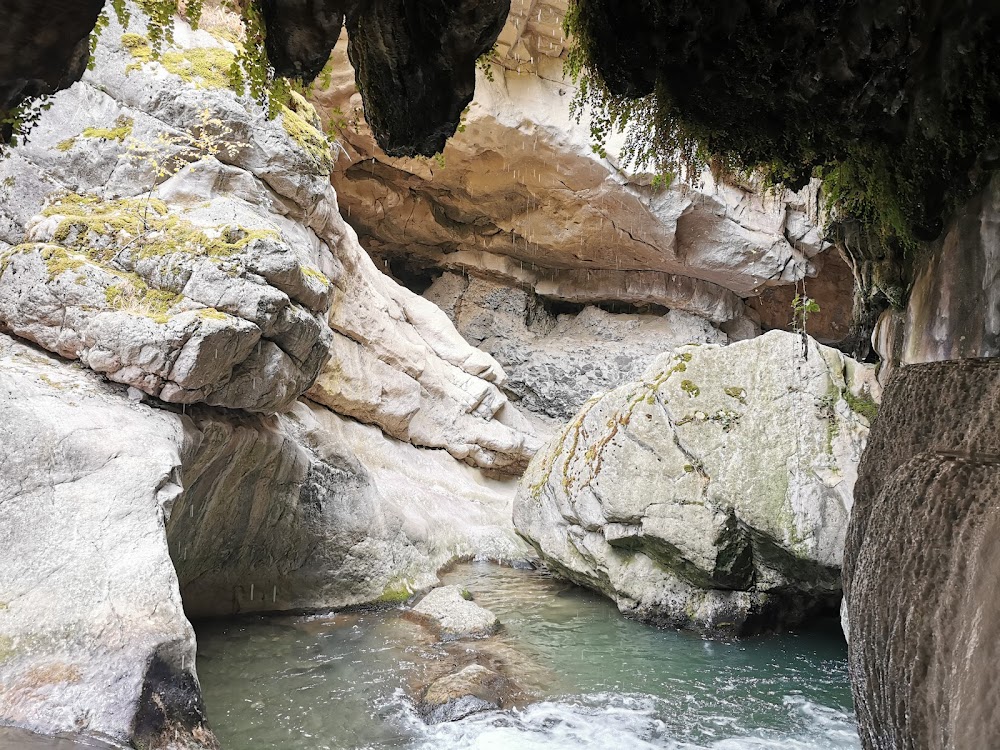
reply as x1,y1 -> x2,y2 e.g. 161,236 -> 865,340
411,586 -> 501,640
514,330 -> 878,635
418,664 -> 510,724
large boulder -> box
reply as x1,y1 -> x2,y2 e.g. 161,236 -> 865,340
844,359 -> 1000,750
514,330 -> 878,635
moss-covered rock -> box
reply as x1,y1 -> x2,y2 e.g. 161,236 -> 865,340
514,330 -> 879,636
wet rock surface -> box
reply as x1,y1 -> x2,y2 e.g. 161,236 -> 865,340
418,664 -> 511,723
411,585 -> 501,640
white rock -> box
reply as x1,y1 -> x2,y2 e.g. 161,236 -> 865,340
412,586 -> 500,639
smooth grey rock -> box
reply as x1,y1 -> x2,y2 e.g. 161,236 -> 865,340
0,335 -> 214,749
412,586 -> 500,639
515,330 -> 878,635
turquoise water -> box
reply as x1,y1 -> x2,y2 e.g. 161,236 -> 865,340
195,562 -> 860,750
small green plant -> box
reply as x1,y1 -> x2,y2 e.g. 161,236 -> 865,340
476,45 -> 498,83
791,294 -> 820,333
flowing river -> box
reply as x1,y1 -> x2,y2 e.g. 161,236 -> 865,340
194,562 -> 860,750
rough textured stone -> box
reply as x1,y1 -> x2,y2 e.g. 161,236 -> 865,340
425,272 -> 728,422
412,586 -> 501,639
515,330 -> 878,635
0,5 -> 541,471
844,359 -> 1000,750
419,664 -> 510,724
0,326 -> 528,743
313,6 -> 828,325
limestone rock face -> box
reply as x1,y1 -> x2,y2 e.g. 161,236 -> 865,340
844,359 -> 1000,750
171,402 -> 528,619
412,586 -> 501,640
888,173 -> 1000,365
425,272 -> 728,422
0,334 -> 214,749
514,330 -> 878,635
0,5 -> 540,471
0,327 -> 528,744
313,2 -> 828,326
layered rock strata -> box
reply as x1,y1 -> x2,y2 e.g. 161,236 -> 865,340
514,330 -> 878,635
0,6 -> 538,747
313,7 -> 832,329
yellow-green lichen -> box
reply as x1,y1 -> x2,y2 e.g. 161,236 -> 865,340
104,277 -> 181,324
39,246 -> 86,279
680,379 -> 700,398
56,138 -> 77,152
38,373 -> 66,390
161,47 -> 236,89
81,116 -> 134,142
300,264 -> 331,288
123,31 -> 235,90
43,193 -> 277,264
197,307 -> 229,321
724,386 -> 747,404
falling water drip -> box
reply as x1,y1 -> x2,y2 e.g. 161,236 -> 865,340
250,583 -> 254,601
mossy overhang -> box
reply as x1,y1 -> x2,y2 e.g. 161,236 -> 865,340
568,0 -> 1000,245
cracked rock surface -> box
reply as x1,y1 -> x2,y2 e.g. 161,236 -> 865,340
514,330 -> 878,635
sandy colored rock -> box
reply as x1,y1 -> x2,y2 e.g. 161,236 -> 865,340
419,664 -> 509,724
313,5 -> 828,325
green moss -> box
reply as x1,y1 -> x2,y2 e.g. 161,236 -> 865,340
680,379 -> 700,398
843,389 -> 879,423
56,137 -> 77,152
281,92 -> 333,167
723,386 -> 747,404
460,589 -> 473,601
123,31 -> 235,90
161,47 -> 236,89
197,307 -> 229,321
43,193 -> 277,264
103,276 -> 181,324
81,116 -> 134,142
39,246 -> 86,279
377,579 -> 414,604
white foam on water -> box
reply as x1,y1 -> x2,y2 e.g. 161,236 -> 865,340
381,690 -> 860,750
